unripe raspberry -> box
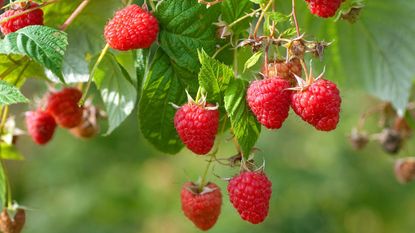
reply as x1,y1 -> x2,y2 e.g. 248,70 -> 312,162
0,1 -> 44,35
181,182 -> 222,231
305,0 -> 342,18
46,88 -> 83,129
247,77 -> 291,129
25,110 -> 56,145
174,103 -> 219,155
262,59 -> 302,84
291,78 -> 341,131
104,4 -> 159,51
227,171 -> 272,224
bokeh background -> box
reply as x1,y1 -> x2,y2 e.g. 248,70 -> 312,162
7,85 -> 415,233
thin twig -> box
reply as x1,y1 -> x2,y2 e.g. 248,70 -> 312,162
291,0 -> 301,37
60,0 -> 90,31
253,0 -> 273,39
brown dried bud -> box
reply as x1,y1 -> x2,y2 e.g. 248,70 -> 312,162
13,209 -> 26,233
289,40 -> 305,58
0,209 -> 13,233
340,5 -> 364,24
394,158 -> 415,184
378,128 -> 403,154
348,128 -> 369,150
69,104 -> 100,139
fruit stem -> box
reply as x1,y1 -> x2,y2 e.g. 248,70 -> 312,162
291,0 -> 301,37
147,0 -> 156,11
198,117 -> 228,192
0,0 -> 60,24
79,43 -> 110,106
252,0 -> 273,39
60,0 -> 90,31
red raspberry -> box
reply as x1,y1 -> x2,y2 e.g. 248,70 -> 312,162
46,88 -> 83,129
0,1 -> 44,35
262,59 -> 302,83
181,182 -> 222,231
291,78 -> 341,131
25,110 -> 56,145
174,103 -> 219,155
247,77 -> 291,129
305,0 -> 342,18
227,171 -> 272,224
104,4 -> 159,51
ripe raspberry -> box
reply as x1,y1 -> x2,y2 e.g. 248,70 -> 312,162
46,88 -> 83,129
291,78 -> 341,131
181,182 -> 222,231
25,110 -> 56,145
0,1 -> 44,35
227,171 -> 272,224
104,4 -> 159,51
305,0 -> 342,18
174,103 -> 219,155
262,59 -> 302,83
247,77 -> 291,129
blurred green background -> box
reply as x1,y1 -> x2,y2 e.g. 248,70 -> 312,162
8,86 -> 415,233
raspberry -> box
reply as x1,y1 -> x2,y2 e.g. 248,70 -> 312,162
0,1 -> 44,35
174,103 -> 219,155
247,77 -> 291,129
262,59 -> 302,84
291,78 -> 341,131
46,88 -> 83,129
181,182 -> 222,231
25,110 -> 56,145
227,171 -> 272,224
305,0 -> 342,18
104,4 -> 159,51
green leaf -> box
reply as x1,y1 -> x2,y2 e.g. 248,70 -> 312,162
94,52 -> 137,134
266,12 -> 291,25
224,79 -> 261,158
198,50 -> 233,102
222,0 -> 253,34
0,26 -> 68,82
243,51 -> 263,72
0,144 -> 24,161
139,49 -> 186,154
155,0 -> 220,73
0,80 -> 28,105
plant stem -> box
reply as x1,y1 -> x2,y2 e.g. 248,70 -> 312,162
253,0 -> 273,39
291,0 -> 301,37
60,0 -> 90,31
228,8 -> 261,28
148,0 -> 156,10
79,43 -> 110,106
198,117 -> 228,192
212,43 -> 230,59
0,106 -> 12,208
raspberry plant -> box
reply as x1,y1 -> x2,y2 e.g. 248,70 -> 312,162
0,0 -> 413,231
